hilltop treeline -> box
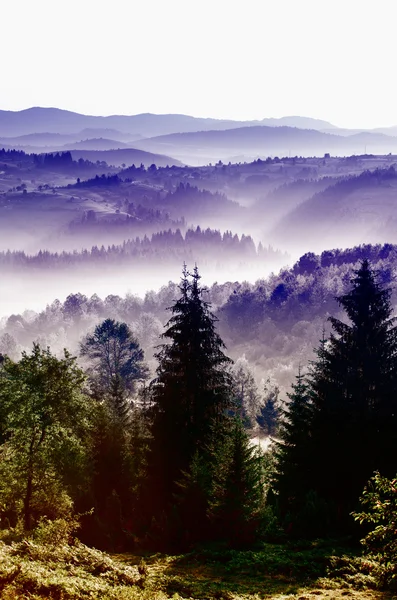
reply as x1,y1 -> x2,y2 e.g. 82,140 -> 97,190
0,148 -> 99,170
0,227 -> 285,271
2,243 -> 397,396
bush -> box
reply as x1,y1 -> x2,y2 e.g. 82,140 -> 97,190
352,471 -> 397,589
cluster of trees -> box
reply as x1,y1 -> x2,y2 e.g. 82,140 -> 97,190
0,147 -> 104,171
0,227 -> 285,271
33,151 -> 75,168
3,242 -> 397,399
275,260 -> 397,536
72,174 -> 122,188
163,182 -> 240,217
1,260 -> 396,553
221,243 -> 397,336
0,148 -> 30,162
293,243 -> 397,274
0,268 -> 276,550
70,209 -> 184,235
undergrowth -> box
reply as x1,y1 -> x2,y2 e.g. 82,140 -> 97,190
0,520 -> 393,599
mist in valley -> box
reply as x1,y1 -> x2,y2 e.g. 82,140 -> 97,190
3,119 -> 397,397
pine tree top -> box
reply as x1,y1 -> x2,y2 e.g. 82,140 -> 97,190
335,259 -> 394,330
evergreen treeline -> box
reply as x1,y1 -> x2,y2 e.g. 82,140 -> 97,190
163,182 -> 240,215
275,260 -> 397,536
0,227 -> 282,270
73,173 -> 122,187
0,148 -> 102,170
3,242 -> 397,400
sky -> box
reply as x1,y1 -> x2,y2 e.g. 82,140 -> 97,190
2,0 -> 396,129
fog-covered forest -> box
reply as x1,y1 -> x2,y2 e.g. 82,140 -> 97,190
2,100 -> 397,599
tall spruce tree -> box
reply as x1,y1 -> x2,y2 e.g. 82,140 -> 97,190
296,260 -> 397,531
210,417 -> 265,546
275,368 -> 313,520
144,265 -> 233,541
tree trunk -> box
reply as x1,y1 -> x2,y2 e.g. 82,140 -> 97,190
23,452 -> 34,531
24,428 -> 45,531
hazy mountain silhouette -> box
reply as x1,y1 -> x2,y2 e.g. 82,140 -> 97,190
260,116 -> 337,129
134,126 -> 397,163
0,129 -> 143,151
0,107 -> 337,138
65,138 -> 132,151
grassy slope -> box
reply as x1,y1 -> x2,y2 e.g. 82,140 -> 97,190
0,535 -> 394,599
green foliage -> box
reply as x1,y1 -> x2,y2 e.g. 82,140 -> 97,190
352,471 -> 397,588
0,530 -> 143,599
326,554 -> 379,590
210,418 -> 266,546
0,344 -> 92,530
309,261 -> 397,523
32,515 -> 81,547
83,401 -> 150,550
146,265 -> 234,540
276,260 -> 397,536
274,369 -> 315,529
0,524 -> 381,599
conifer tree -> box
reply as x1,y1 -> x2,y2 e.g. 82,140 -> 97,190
211,418 -> 265,546
274,368 -> 313,518
144,265 -> 233,537
291,260 -> 397,530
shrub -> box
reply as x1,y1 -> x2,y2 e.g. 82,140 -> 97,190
352,471 -> 397,589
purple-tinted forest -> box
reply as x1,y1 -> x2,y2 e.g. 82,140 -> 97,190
2,102 -> 397,597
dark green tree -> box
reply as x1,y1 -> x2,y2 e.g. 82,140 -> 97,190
274,368 -> 315,528
80,320 -> 149,548
144,265 -> 233,540
352,471 -> 397,588
230,356 -> 260,428
210,418 -> 265,546
304,260 -> 397,530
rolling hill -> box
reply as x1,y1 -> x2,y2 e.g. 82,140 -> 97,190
268,167 -> 397,252
68,148 -> 183,167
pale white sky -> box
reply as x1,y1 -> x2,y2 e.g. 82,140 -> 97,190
1,0 -> 396,128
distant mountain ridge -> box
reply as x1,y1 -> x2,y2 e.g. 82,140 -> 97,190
0,107 -> 336,138
133,125 -> 397,163
3,108 -> 397,165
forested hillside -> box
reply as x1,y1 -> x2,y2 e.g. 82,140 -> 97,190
1,261 -> 397,598
0,243 -> 396,392
3,114 -> 397,600
4,3 -> 397,596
